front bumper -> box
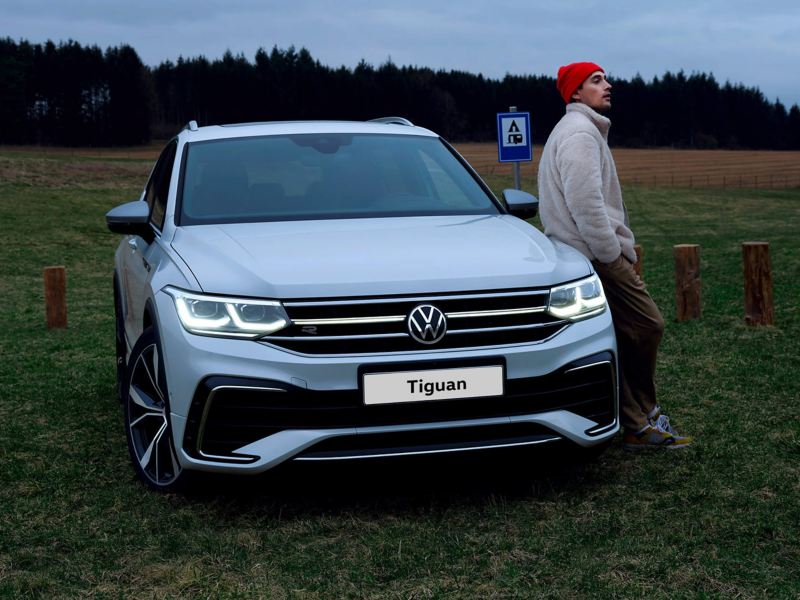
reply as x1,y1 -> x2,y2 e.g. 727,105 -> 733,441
155,291 -> 618,474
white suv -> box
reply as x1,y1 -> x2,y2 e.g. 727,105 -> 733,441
107,117 -> 618,491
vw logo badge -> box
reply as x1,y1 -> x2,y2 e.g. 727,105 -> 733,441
407,304 -> 447,345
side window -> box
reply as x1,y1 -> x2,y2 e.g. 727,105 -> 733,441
145,141 -> 178,232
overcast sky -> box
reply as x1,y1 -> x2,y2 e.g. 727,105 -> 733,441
3,0 -> 800,107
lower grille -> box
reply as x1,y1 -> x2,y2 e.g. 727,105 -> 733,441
182,352 -> 616,461
296,423 -> 559,460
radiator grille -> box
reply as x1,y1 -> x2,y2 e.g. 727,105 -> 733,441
262,288 -> 568,354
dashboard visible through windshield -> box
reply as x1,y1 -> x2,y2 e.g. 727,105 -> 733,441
178,133 -> 500,224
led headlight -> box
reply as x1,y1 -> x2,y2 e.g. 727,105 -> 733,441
165,287 -> 290,338
547,274 -> 607,321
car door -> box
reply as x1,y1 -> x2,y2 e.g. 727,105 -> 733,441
124,140 -> 178,343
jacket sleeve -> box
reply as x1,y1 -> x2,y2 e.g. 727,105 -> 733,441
556,132 -> 621,263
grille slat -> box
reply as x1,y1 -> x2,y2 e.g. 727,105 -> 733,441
282,288 -> 550,307
446,322 -> 563,334
264,288 -> 566,355
267,332 -> 408,342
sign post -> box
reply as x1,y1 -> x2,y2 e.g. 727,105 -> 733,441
496,106 -> 532,190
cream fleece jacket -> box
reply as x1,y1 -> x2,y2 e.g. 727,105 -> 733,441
537,103 -> 636,264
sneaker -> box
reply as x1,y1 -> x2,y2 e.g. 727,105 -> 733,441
647,406 -> 688,437
646,405 -> 664,425
623,419 -> 693,451
652,413 -> 679,435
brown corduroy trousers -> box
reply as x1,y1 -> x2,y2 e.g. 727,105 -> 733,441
592,256 -> 665,432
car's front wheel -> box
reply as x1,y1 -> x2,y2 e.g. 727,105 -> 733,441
123,326 -> 188,491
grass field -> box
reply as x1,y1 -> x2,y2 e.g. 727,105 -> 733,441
8,142 -> 800,190
1,148 -> 799,598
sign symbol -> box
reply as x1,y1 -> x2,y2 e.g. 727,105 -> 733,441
507,120 -> 522,144
501,117 -> 527,147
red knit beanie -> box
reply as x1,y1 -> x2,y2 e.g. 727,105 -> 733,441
557,62 -> 604,103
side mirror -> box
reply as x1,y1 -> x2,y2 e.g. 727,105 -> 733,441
502,189 -> 539,218
106,200 -> 151,238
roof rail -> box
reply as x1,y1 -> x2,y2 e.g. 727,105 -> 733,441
368,116 -> 414,127
182,120 -> 199,132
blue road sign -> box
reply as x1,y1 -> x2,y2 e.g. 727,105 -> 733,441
497,112 -> 532,162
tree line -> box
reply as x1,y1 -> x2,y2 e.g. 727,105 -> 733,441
2,38 -> 799,149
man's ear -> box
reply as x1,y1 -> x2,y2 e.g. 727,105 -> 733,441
571,87 -> 582,102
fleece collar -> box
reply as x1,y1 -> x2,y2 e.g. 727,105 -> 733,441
567,102 -> 611,139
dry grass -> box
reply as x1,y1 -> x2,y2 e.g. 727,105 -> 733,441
0,143 -> 164,160
454,143 -> 800,189
0,154 -> 151,190
4,142 -> 800,190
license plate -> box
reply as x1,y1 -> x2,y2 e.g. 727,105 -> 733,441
363,365 -> 504,405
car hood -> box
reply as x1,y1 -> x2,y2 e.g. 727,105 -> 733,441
170,215 -> 591,298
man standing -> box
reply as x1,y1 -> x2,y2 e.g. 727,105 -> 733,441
537,62 -> 692,449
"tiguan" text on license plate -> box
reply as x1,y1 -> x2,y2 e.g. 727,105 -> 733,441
363,365 -> 504,405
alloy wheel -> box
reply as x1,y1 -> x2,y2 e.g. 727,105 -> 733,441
126,342 -> 182,487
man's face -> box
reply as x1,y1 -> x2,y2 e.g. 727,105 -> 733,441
572,71 -> 612,112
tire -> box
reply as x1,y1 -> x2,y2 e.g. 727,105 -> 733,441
122,326 -> 189,492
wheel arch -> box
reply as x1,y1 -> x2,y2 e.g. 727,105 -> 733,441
142,298 -> 157,333
113,270 -> 125,319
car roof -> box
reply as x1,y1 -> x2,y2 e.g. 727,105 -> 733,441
178,120 -> 438,143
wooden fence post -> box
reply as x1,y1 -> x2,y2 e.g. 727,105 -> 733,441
674,245 -> 701,322
742,242 -> 774,325
44,266 -> 67,329
633,244 -> 643,279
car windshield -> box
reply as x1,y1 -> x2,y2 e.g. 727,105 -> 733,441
178,133 -> 500,224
